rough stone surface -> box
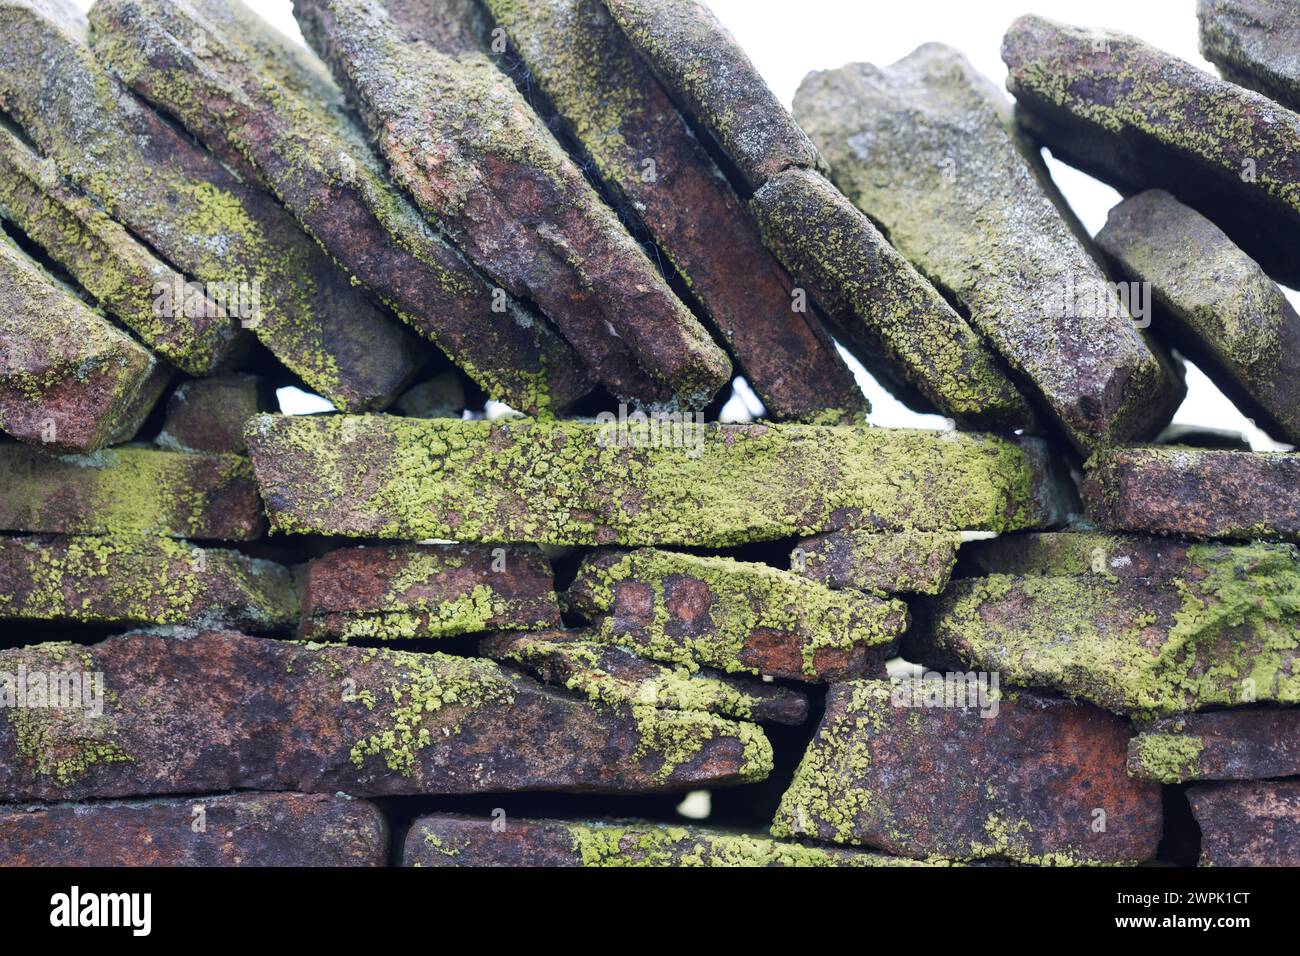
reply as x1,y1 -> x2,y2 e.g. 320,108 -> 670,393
0,0 -> 424,410
1097,190 -> 1300,445
300,543 -> 561,641
910,543 -> 1300,717
1199,0 -> 1300,114
0,443 -> 265,540
481,0 -> 864,424
1128,709 -> 1300,783
156,374 -> 269,455
0,231 -> 159,454
567,548 -> 907,682
772,681 -> 1162,864
89,0 -> 592,417
1188,780 -> 1300,866
0,123 -> 241,375
245,415 -> 1069,546
0,534 -> 297,631
793,530 -> 961,595
480,628 -> 808,725
0,792 -> 387,866
1003,14 -> 1300,289
958,530 -> 1272,580
293,0 -> 730,408
0,630 -> 772,801
404,814 -> 923,867
1083,446 -> 1300,541
750,167 -> 1032,429
795,44 -> 1181,451
394,371 -> 465,419
601,0 -> 824,190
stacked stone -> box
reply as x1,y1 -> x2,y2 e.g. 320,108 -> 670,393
0,0 -> 1296,867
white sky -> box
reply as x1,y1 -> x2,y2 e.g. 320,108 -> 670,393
70,0 -> 1295,447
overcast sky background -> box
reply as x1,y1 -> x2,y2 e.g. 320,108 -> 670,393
71,0 -> 1294,449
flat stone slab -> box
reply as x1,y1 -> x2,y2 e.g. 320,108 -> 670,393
1083,446 -> 1300,541
1129,709 -> 1300,783
0,630 -> 771,800
959,530 -> 1276,580
245,415 -> 1069,546
0,792 -> 386,866
792,530 -> 961,595
0,123 -> 241,375
1003,14 -> 1300,289
750,167 -> 1032,430
480,0 -> 864,424
1188,779 -> 1300,866
0,443 -> 264,540
1199,0 -> 1300,113
480,628 -> 808,725
601,0 -> 824,191
300,543 -> 561,641
0,230 -> 159,454
910,543 -> 1300,717
567,548 -> 906,682
294,0 -> 730,408
0,534 -> 297,631
156,374 -> 270,455
771,681 -> 1162,863
0,0 -> 423,410
404,814 -> 923,867
90,0 -> 592,417
794,43 -> 1180,451
1097,189 -> 1300,445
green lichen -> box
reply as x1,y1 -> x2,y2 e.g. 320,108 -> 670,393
248,415 -> 1057,546
630,703 -> 771,783
1128,732 -> 1205,784
573,548 -> 904,679
928,542 -> 1300,717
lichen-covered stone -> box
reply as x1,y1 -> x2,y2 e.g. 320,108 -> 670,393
155,374 -> 270,455
1188,780 -> 1300,866
795,44 -> 1181,451
480,0 -> 864,424
750,167 -> 1032,429
909,543 -> 1300,717
0,792 -> 387,866
1003,14 -> 1300,289
0,534 -> 297,631
0,630 -> 772,800
1128,709 -> 1300,783
480,628 -> 808,724
958,530 -> 1285,580
601,0 -> 825,190
792,530 -> 961,595
0,443 -> 264,540
0,230 -> 159,454
89,0 -> 592,417
300,543 -> 561,641
1096,190 -> 1300,445
293,0 -> 730,409
0,0 -> 424,410
1083,446 -> 1300,541
1199,0 -> 1300,114
771,681 -> 1162,864
0,124 -> 242,375
245,414 -> 1069,546
404,814 -> 926,867
567,548 -> 907,682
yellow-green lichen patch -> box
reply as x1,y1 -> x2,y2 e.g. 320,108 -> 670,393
629,704 -> 771,783
1128,732 -> 1205,784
